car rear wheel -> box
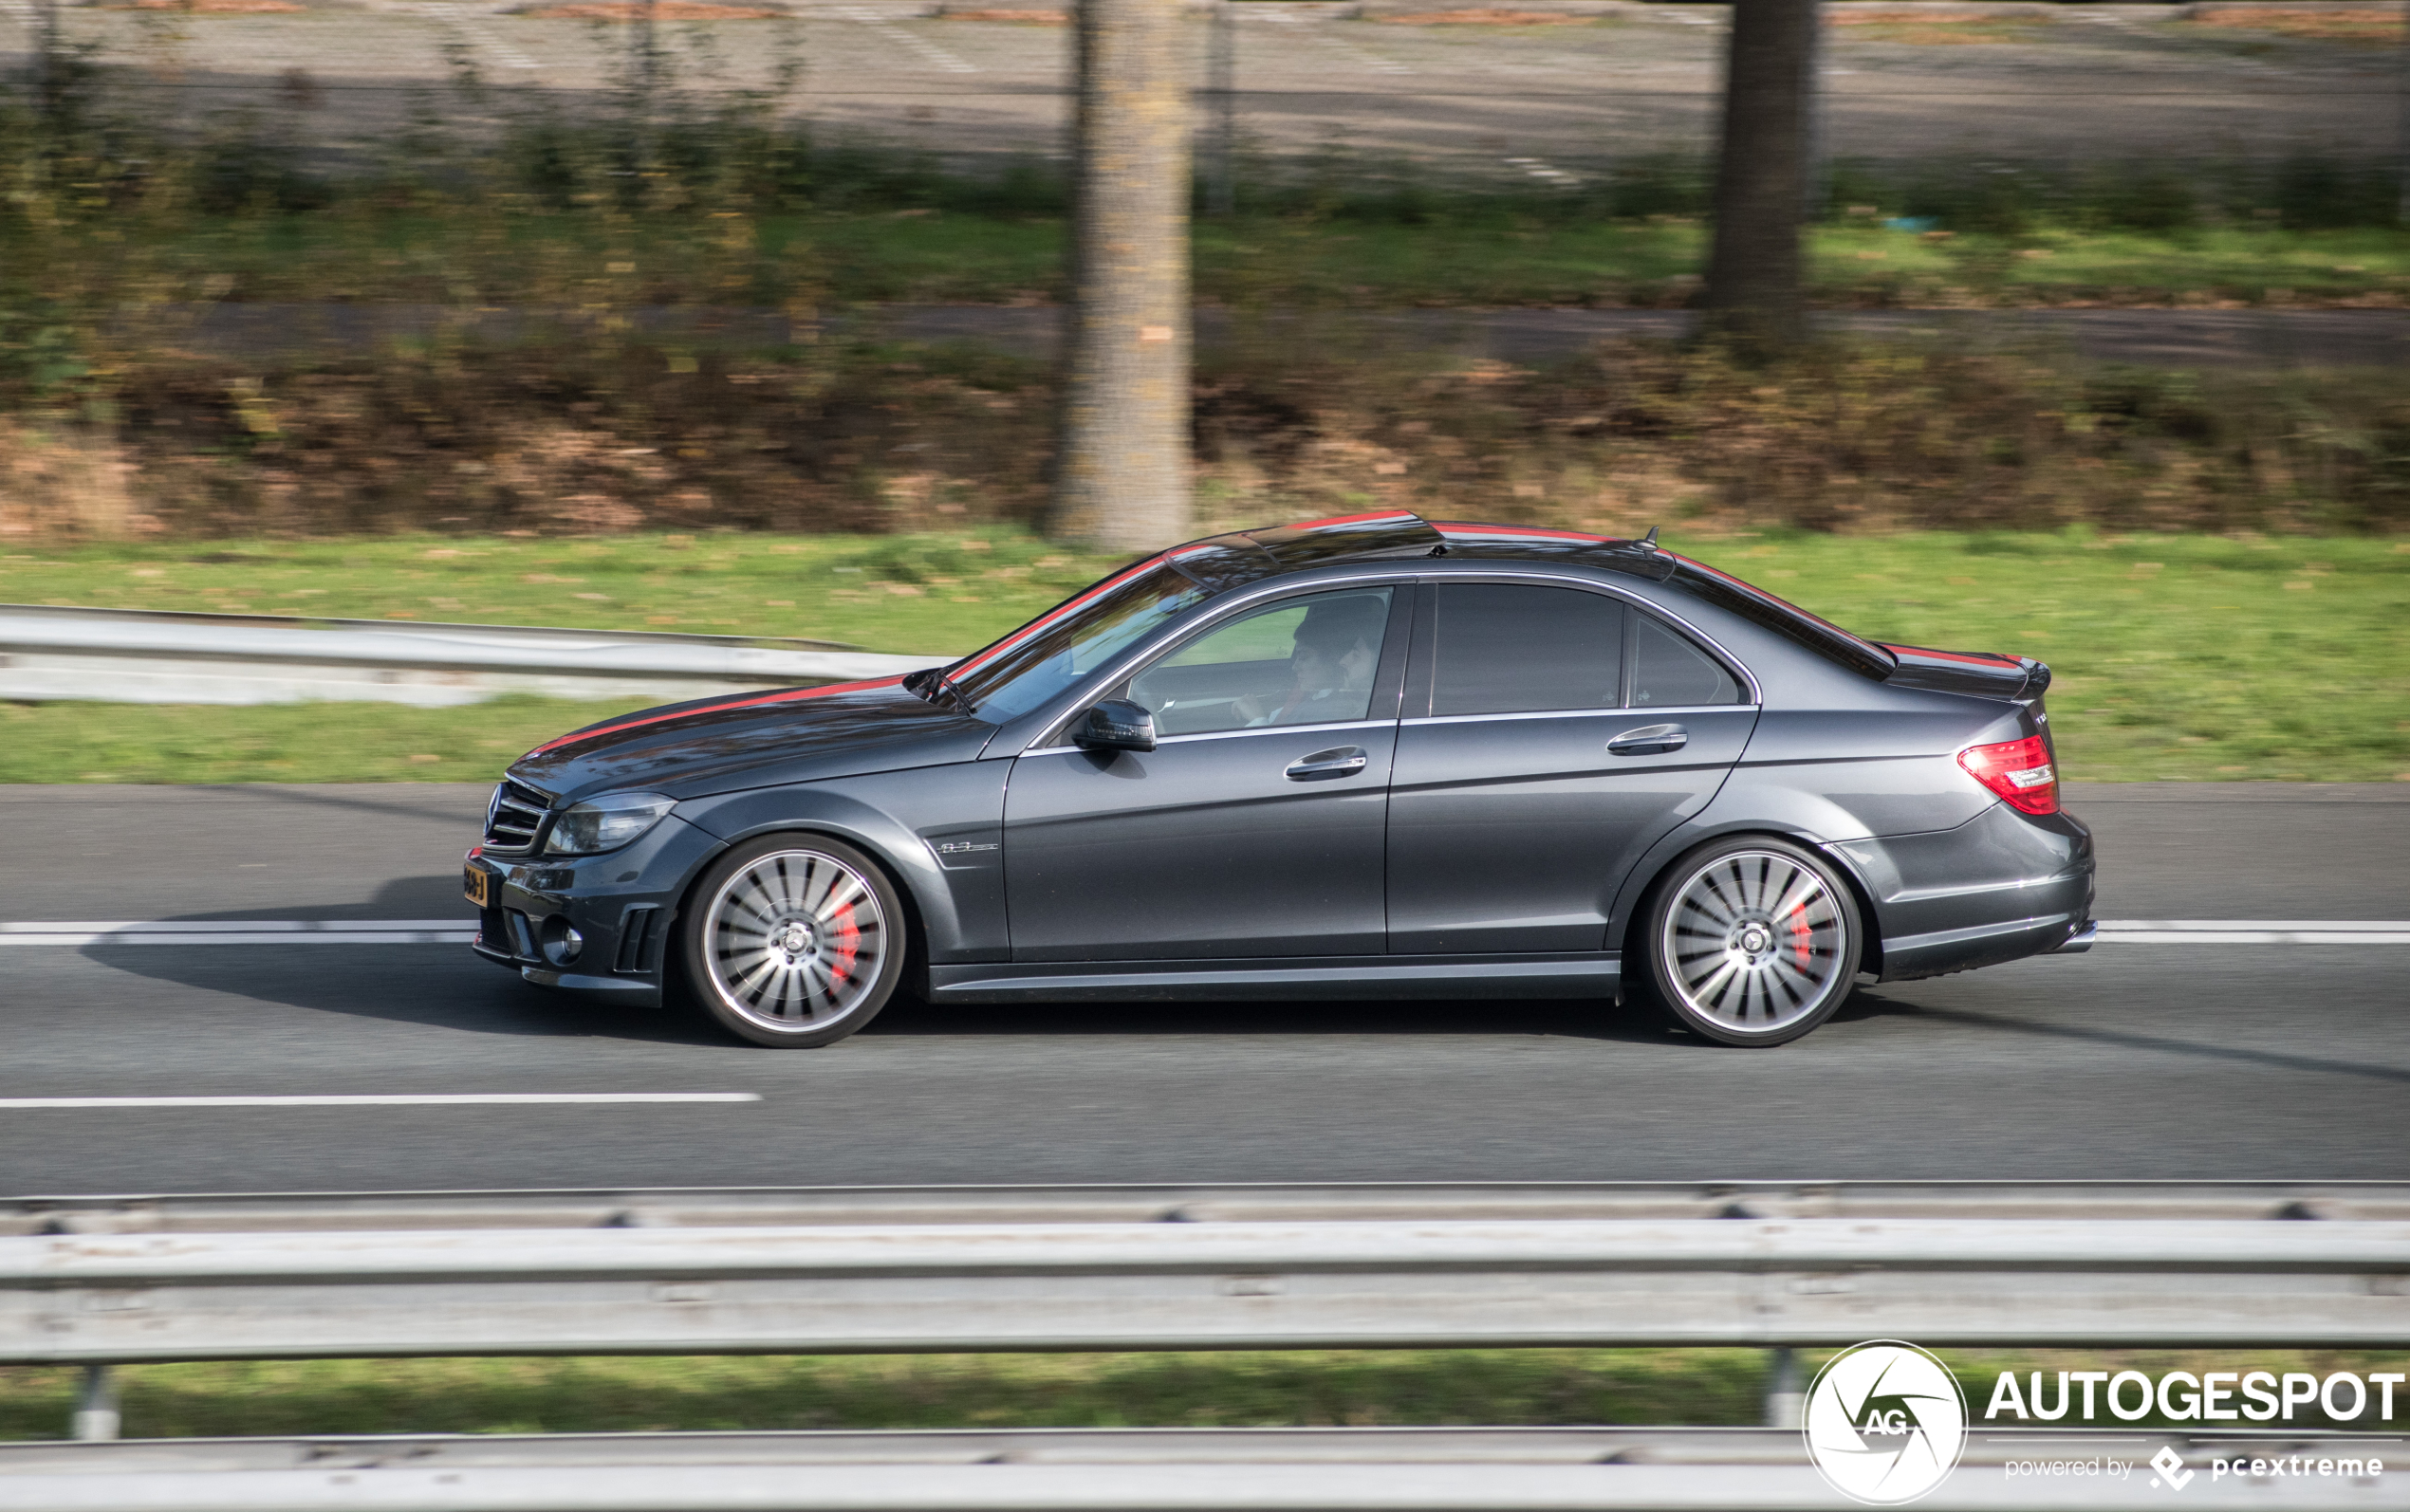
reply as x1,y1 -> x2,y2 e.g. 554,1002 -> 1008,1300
681,835 -> 905,1048
1637,837 -> 1862,1047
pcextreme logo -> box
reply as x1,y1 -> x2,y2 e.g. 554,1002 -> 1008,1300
1804,1340 -> 1971,1505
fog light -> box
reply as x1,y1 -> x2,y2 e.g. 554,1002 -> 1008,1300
540,917 -> 584,967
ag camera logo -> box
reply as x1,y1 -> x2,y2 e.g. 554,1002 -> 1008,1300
1805,1340 -> 1970,1504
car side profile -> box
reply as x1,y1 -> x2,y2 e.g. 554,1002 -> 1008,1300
465,511 -> 2094,1047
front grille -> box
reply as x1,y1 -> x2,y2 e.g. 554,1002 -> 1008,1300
483,780 -> 550,854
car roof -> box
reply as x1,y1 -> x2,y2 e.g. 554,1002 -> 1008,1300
1162,510 -> 1665,591
1160,510 -> 1896,681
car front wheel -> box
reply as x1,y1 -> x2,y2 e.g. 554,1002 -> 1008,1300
1637,837 -> 1863,1047
681,835 -> 906,1048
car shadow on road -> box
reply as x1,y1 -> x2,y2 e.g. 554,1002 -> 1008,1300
77,876 -> 1680,1047
77,877 -> 732,1049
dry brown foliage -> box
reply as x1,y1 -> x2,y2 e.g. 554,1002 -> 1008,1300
1,340 -> 2401,542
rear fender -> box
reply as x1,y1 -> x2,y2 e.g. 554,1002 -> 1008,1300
1604,815 -> 1888,980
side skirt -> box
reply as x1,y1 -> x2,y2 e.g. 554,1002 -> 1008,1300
925,953 -> 1621,1005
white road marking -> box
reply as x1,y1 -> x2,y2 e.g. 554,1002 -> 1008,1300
0,919 -> 473,946
2098,920 -> 2410,946
6,919 -> 2404,949
0,1094 -> 759,1109
838,5 -> 976,75
414,3 -> 541,72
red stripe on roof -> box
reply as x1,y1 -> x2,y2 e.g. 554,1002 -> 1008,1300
1882,642 -> 2021,668
1269,509 -> 1418,532
1434,522 -> 1618,544
521,674 -> 907,758
950,557 -> 1165,677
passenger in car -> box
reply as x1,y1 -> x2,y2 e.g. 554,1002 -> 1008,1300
1236,597 -> 1385,728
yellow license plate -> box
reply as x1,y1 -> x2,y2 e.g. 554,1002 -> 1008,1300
463,864 -> 491,909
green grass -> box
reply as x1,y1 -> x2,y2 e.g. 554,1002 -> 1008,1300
83,210 -> 2410,309
2,528 -> 2404,784
0,1348 -> 2396,1441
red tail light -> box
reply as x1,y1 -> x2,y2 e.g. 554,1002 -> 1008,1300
1957,734 -> 2058,815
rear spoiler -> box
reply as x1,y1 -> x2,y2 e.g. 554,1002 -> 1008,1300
1879,643 -> 2052,702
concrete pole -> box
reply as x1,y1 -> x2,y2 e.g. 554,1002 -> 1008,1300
1765,1347 -> 1805,1429
1206,0 -> 1236,217
72,1365 -> 120,1442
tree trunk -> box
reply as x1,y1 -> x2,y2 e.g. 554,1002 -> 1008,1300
1703,0 -> 1819,355
1046,0 -> 1194,552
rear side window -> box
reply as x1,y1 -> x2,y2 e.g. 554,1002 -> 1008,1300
1630,614 -> 1742,708
1430,584 -> 1623,716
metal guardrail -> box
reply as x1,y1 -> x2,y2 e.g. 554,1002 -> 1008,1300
3,1186 -> 2405,1507
6,1427 -> 2403,1512
0,603 -> 943,707
6,1183 -> 2407,1365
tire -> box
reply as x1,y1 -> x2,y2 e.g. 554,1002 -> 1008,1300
1632,836 -> 1863,1048
680,834 -> 907,1048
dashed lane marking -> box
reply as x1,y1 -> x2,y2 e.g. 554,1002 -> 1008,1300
0,919 -> 473,945
837,5 -> 977,74
0,1094 -> 760,1108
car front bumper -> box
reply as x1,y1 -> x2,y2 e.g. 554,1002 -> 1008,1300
466,812 -> 721,1009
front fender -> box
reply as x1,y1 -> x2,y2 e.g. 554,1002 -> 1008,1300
675,763 -> 1009,965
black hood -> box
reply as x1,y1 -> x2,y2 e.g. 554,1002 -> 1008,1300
1879,643 -> 2050,701
508,676 -> 993,802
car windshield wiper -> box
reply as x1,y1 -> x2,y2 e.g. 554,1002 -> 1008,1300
904,665 -> 976,715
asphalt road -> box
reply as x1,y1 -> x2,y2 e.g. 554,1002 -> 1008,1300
0,3 -> 2384,173
2,782 -> 2405,1197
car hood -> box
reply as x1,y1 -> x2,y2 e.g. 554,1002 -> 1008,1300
508,675 -> 994,802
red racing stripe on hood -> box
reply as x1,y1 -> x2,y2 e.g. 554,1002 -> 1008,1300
520,674 -> 908,758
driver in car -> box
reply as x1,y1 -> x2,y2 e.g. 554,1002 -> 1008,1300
1236,598 -> 1384,728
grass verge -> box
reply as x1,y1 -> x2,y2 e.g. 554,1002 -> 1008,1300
1,528 -> 2404,784
0,1349 -> 2398,1441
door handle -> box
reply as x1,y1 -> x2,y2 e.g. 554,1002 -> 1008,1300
1286,746 -> 1369,781
1607,723 -> 1688,756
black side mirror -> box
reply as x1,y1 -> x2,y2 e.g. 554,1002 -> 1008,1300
1075,699 -> 1156,753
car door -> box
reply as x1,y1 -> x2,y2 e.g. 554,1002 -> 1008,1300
1386,580 -> 1758,955
1003,584 -> 1411,963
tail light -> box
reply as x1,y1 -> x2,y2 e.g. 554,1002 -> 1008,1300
1957,734 -> 2058,815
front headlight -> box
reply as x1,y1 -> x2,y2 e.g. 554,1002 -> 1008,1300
544,791 -> 676,856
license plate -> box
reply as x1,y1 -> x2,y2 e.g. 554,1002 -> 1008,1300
463,865 -> 491,908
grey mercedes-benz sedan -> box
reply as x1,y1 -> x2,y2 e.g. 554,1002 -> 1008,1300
466,510 -> 2093,1047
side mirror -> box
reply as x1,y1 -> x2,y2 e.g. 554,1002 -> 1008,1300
1075,699 -> 1157,753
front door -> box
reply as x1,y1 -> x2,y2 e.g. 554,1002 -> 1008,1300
1005,585 -> 1409,962
1387,581 -> 1757,955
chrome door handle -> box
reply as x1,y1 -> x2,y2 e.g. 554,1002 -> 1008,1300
1607,723 -> 1688,756
1286,746 -> 1369,781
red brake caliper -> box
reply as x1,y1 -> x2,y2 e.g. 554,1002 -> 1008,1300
825,901 -> 860,997
1790,904 -> 1813,968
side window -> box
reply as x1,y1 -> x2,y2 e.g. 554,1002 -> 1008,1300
1125,588 -> 1396,737
1630,614 -> 1743,707
1429,584 -> 1623,717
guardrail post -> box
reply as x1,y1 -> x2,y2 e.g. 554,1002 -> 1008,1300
72,1364 -> 120,1441
1764,1347 -> 1803,1429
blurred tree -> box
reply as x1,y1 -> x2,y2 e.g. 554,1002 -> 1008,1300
1045,0 -> 1194,551
1703,0 -> 1820,355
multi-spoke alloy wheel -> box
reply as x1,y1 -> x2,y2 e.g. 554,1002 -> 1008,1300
681,836 -> 905,1047
1641,838 -> 1862,1047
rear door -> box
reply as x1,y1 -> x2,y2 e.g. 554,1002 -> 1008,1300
1385,580 -> 1757,954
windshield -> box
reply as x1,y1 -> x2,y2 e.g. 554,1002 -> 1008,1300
945,562 -> 1213,724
